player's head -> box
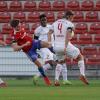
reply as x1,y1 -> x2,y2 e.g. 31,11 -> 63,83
63,10 -> 74,21
39,14 -> 47,27
10,19 -> 20,31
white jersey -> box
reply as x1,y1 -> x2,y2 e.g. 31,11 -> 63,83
50,19 -> 74,53
34,24 -> 53,41
34,24 -> 54,62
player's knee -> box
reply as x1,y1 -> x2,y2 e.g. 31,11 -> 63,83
77,53 -> 84,61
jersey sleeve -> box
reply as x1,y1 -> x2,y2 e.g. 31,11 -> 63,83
67,22 -> 74,31
34,27 -> 40,37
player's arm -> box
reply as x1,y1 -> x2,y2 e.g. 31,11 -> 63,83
11,41 -> 30,51
0,40 -> 7,46
64,27 -> 73,54
48,29 -> 53,43
34,28 -> 39,40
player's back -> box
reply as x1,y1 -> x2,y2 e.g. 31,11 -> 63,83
52,19 -> 74,53
53,19 -> 68,45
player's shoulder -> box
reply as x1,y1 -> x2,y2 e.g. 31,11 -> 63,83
66,20 -> 73,25
35,25 -> 41,31
34,25 -> 42,33
66,20 -> 74,27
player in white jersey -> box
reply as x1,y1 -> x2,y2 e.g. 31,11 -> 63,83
33,14 -> 71,85
0,40 -> 7,87
48,10 -> 89,85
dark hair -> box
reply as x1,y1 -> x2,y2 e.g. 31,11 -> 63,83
39,14 -> 46,19
10,19 -> 20,28
63,10 -> 74,19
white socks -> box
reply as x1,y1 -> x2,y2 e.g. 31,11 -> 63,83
55,64 -> 62,81
0,78 -> 4,84
62,63 -> 68,81
78,60 -> 85,76
55,63 -> 68,81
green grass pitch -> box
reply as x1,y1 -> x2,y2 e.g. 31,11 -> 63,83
0,79 -> 100,100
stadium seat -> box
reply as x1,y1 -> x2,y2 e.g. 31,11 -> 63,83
75,23 -> 88,34
27,12 -> 40,23
78,34 -> 92,44
0,1 -> 8,12
31,23 -> 40,33
45,12 -> 55,22
73,11 -> 84,22
13,12 -> 26,22
2,23 -> 13,34
66,58 -> 72,65
66,0 -> 80,11
85,11 -> 98,22
38,0 -> 51,11
5,35 -> 12,45
9,1 -> 22,12
87,56 -> 100,65
81,0 -> 94,11
82,47 -> 98,55
95,0 -> 100,11
52,0 -> 65,11
23,1 -> 37,12
90,23 -> 100,34
57,11 -> 65,19
70,34 -> 78,43
0,34 -> 3,40
0,12 -> 11,23
93,35 -> 100,44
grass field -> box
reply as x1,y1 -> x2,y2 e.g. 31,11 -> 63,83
0,79 -> 100,100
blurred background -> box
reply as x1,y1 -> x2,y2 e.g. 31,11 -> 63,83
0,0 -> 100,80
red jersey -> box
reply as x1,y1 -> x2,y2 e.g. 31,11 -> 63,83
12,27 -> 33,52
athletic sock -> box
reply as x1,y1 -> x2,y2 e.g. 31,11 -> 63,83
55,64 -> 62,81
78,60 -> 85,76
62,63 -> 68,81
38,67 -> 46,77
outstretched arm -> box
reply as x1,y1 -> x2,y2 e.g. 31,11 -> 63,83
11,41 -> 31,51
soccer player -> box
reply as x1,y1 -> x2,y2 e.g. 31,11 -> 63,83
34,14 -> 71,86
0,40 -> 7,87
10,19 -> 52,86
48,10 -> 89,85
33,14 -> 55,84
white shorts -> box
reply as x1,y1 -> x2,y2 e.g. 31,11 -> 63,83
40,48 -> 54,62
53,42 -> 80,60
66,42 -> 80,59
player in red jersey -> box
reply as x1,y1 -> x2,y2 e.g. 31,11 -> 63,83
0,40 -> 8,88
10,19 -> 52,86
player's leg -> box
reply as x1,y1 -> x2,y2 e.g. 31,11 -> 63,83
61,63 -> 72,85
40,41 -> 52,49
0,78 -> 7,88
27,40 -> 51,86
54,63 -> 62,86
66,42 -> 89,85
34,59 -> 51,86
33,48 -> 54,85
77,54 -> 89,85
